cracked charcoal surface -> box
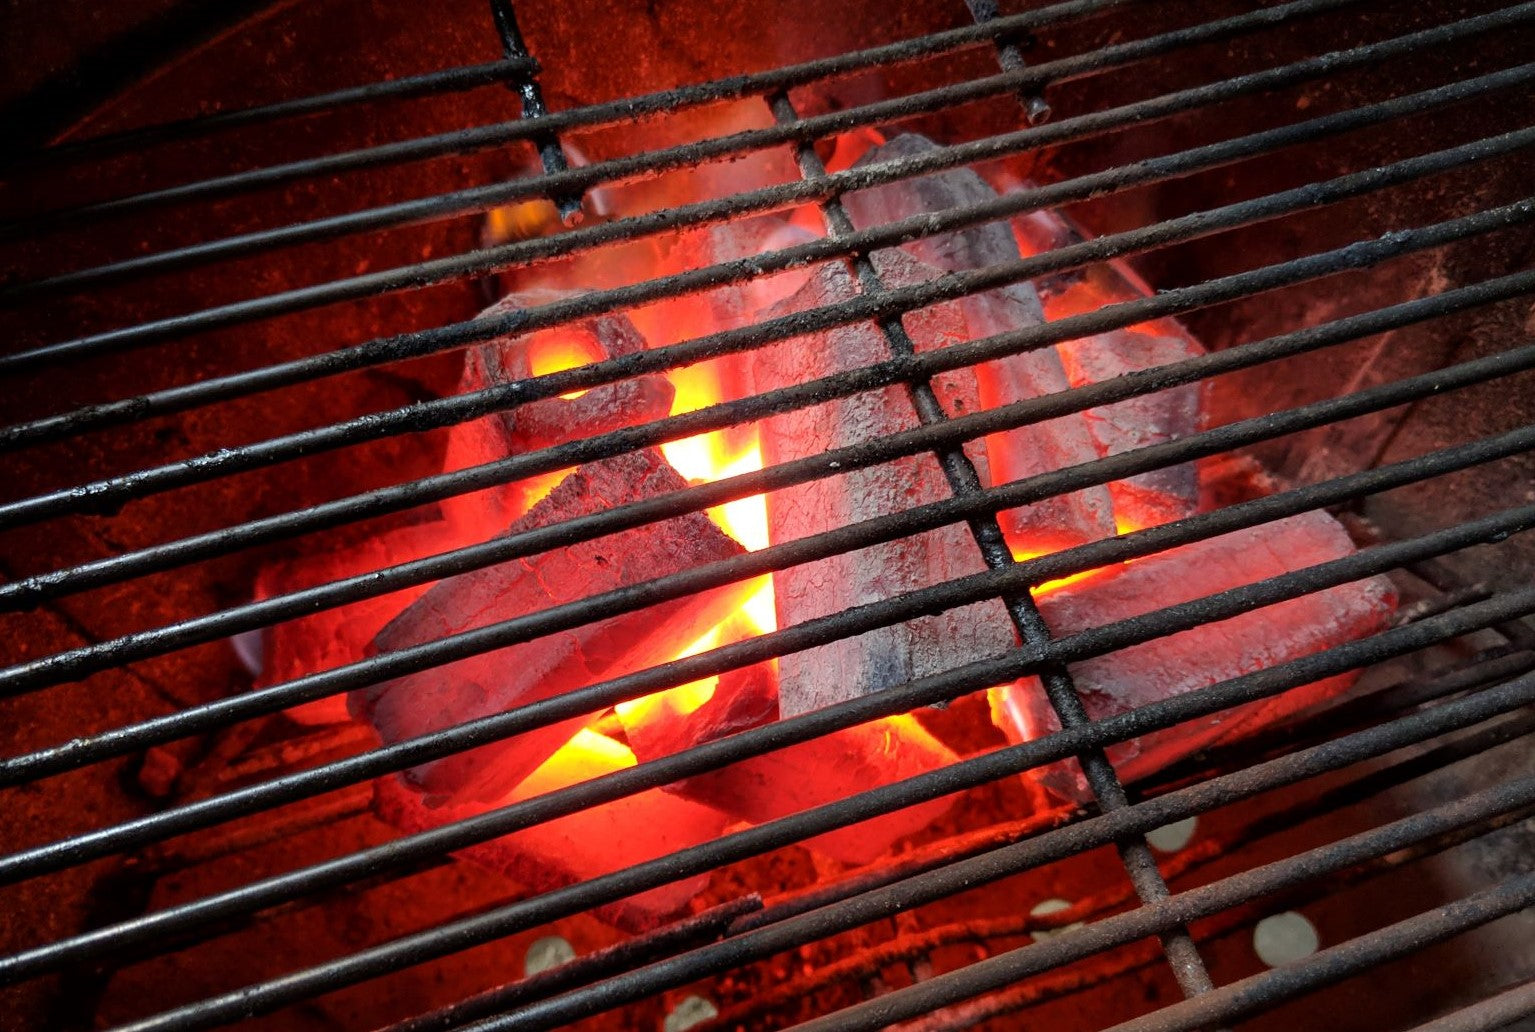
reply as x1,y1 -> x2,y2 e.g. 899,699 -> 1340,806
1057,328 -> 1206,528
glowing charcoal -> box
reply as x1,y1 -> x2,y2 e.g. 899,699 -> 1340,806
251,520 -> 456,725
441,289 -> 674,541
619,662 -> 779,765
372,729 -> 729,932
663,214 -> 822,336
1056,328 -> 1206,528
750,252 -> 1016,719
842,132 -> 1116,551
674,715 -> 959,866
1003,195 -> 1211,528
988,510 -> 1397,800
354,449 -> 755,806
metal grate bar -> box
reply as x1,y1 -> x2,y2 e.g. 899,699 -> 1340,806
721,635 -> 1535,946
6,185 -> 1530,623
1207,706 -> 1535,844
5,339 -> 1532,784
3,440 -> 1529,908
790,772 -> 1535,1032
722,780 -> 1535,1031
3,4 -> 1532,1027
0,0 -> 1140,242
9,256 -> 1527,707
6,0 -> 1521,373
6,5 -> 1518,362
5,485 -> 1531,987
9,20 -> 1525,442
383,895 -> 761,1032
1145,646 -> 1535,794
0,0 -> 1428,367
31,615 -> 1535,1031
2,207 -> 1522,724
10,57 -> 1530,463
486,0 -> 582,223
0,426 -> 1525,891
3,58 -> 539,170
965,0 -> 1054,124
693,665 -> 1535,1027
1404,979 -> 1535,1032
429,670 -> 1535,1031
1099,873 -> 1535,1032
861,791 -> 1535,1032
962,0 -> 1214,991
768,66 -> 1219,995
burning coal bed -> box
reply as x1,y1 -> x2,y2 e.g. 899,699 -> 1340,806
242,133 -> 1397,934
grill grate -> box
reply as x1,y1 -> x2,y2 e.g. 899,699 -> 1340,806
2,0 -> 1534,1030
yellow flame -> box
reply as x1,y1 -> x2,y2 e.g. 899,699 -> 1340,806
527,331 -> 602,399
1010,549 -> 1111,596
502,331 -> 610,513
517,727 -> 635,799
517,469 -> 572,512
661,367 -> 771,546
1014,514 -> 1147,595
604,353 -> 783,734
615,620 -> 724,726
486,199 -> 560,245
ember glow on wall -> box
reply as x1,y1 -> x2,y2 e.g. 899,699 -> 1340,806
2,1 -> 1534,1031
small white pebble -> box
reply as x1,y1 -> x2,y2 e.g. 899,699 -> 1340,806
523,935 -> 575,977
1253,911 -> 1320,967
1146,816 -> 1198,853
663,994 -> 718,1032
1029,898 -> 1084,942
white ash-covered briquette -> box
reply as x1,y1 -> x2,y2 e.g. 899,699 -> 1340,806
441,288 -> 675,542
354,448 -> 756,806
653,213 -> 822,338
749,250 -> 1016,719
841,132 -> 1118,551
1056,328 -> 1206,529
988,509 -> 1397,801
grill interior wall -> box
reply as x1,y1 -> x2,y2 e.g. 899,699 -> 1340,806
1,0 -> 1534,1030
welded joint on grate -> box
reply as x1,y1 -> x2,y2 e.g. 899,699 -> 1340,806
763,85 -> 1219,999
965,0 -> 1054,124
488,0 -> 584,223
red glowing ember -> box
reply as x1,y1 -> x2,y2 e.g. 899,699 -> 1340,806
987,510 -> 1397,800
374,727 -> 728,932
249,520 -> 456,726
356,447 -> 755,806
245,129 -> 1397,929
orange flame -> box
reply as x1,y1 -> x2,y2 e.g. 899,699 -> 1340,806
527,330 -> 604,399
1012,514 -> 1144,596
481,329 -> 610,518
603,332 -> 781,732
659,357 -> 775,629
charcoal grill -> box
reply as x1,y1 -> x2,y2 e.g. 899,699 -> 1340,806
2,0 -> 1534,1029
